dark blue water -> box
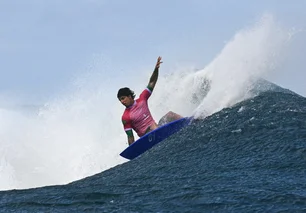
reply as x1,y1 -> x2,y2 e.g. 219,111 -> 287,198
1,88 -> 306,212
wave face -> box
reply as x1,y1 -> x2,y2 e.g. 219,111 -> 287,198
1,90 -> 306,212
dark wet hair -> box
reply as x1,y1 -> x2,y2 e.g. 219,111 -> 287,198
117,87 -> 136,99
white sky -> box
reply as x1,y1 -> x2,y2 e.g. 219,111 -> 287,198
1,0 -> 306,101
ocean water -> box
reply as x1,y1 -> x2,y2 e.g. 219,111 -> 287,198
1,15 -> 306,212
1,89 -> 306,212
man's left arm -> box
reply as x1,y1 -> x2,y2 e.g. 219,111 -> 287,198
147,56 -> 162,91
126,130 -> 135,145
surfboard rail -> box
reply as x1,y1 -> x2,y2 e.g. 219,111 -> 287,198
120,117 -> 192,160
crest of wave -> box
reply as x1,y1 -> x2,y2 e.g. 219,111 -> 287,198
151,14 -> 291,119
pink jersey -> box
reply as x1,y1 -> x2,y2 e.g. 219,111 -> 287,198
121,88 -> 156,137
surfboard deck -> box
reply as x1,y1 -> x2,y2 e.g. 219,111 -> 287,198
120,117 -> 192,160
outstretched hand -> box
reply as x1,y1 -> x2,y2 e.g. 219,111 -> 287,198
148,56 -> 162,91
155,56 -> 163,69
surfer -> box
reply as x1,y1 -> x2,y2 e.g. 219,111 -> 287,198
117,56 -> 182,145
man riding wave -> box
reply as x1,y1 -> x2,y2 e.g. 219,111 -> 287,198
117,56 -> 182,145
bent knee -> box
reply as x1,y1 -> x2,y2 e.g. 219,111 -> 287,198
158,111 -> 182,126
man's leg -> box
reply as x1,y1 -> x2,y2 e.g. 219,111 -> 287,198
158,111 -> 183,126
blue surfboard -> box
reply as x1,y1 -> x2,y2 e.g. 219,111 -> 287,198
120,117 -> 192,160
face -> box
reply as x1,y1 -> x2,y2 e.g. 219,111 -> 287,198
119,95 -> 134,107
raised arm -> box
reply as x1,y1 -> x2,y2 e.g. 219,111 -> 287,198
147,56 -> 162,91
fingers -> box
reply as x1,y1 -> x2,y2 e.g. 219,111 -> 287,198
157,56 -> 162,62
154,56 -> 163,69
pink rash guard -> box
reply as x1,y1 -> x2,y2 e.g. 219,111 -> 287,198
121,88 -> 156,137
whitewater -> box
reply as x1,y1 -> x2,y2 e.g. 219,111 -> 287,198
0,15 -> 296,190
